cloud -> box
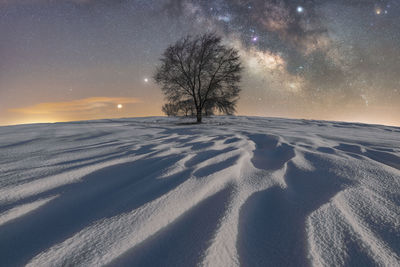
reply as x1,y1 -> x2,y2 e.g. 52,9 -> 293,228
9,97 -> 141,115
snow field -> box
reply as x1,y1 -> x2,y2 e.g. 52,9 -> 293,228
0,116 -> 399,266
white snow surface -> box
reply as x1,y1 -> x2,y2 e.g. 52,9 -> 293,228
0,116 -> 399,266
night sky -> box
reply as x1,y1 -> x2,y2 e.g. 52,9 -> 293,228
1,0 -> 399,126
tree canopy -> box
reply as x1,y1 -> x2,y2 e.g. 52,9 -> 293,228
154,33 -> 242,123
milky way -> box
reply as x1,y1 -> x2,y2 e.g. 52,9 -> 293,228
0,0 -> 399,125
164,0 -> 400,124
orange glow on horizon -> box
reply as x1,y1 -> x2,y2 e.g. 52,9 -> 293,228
1,96 -> 399,127
9,97 -> 141,115
1,96 -> 165,126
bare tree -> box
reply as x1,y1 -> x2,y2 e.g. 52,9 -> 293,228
154,33 -> 242,123
178,99 -> 195,116
162,103 -> 179,116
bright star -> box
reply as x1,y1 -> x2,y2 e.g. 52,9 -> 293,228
297,6 -> 304,13
144,78 -> 149,83
117,104 -> 123,109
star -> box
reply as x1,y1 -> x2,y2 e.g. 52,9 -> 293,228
144,78 -> 149,83
297,6 -> 304,13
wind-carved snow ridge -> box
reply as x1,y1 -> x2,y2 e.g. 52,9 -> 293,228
0,116 -> 399,266
0,195 -> 58,226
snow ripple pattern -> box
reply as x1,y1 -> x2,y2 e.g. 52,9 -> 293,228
0,116 -> 399,266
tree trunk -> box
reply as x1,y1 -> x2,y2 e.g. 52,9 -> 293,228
196,108 -> 202,123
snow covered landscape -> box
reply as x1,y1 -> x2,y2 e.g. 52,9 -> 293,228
0,116 -> 399,266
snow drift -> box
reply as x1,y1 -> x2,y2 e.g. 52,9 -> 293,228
0,116 -> 399,266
